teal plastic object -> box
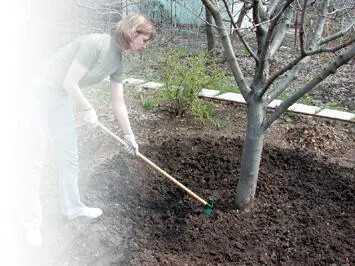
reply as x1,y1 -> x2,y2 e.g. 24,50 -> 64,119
203,193 -> 214,216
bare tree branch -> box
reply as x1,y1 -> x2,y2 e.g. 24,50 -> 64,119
255,0 -> 294,87
317,36 -> 355,52
309,0 -> 329,51
270,0 -> 295,20
321,20 -> 355,45
202,0 -> 251,98
263,0 -> 294,50
299,0 -> 308,55
253,0 -> 267,37
262,44 -> 355,130
269,7 -> 294,58
240,0 -> 294,32
221,0 -> 258,62
257,0 -> 268,23
260,36 -> 355,100
236,2 -> 253,28
345,9 -> 355,31
258,0 -> 330,100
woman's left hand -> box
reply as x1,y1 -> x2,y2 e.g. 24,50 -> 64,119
123,134 -> 139,156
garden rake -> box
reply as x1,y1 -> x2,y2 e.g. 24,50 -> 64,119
98,122 -> 214,216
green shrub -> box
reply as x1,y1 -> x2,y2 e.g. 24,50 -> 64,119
158,49 -> 233,123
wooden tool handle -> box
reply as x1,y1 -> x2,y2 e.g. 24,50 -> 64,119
98,122 -> 208,206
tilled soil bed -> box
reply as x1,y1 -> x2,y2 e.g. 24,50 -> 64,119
86,136 -> 354,265
18,102 -> 354,265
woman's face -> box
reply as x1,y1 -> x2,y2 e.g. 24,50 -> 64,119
128,34 -> 151,53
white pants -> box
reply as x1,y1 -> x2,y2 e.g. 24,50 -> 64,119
21,78 -> 85,228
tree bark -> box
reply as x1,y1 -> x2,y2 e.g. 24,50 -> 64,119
205,8 -> 216,53
235,99 -> 265,211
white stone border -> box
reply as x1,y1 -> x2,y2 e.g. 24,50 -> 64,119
124,78 -> 355,123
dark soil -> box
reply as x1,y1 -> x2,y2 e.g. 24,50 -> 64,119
16,96 -> 354,265
88,136 -> 354,265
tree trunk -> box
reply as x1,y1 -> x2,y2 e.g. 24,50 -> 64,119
235,100 -> 266,211
205,8 -> 216,52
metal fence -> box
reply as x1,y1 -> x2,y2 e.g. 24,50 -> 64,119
26,0 -> 209,55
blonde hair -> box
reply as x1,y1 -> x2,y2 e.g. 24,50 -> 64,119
115,13 -> 156,48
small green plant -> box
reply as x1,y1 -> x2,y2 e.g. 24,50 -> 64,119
212,118 -> 230,129
157,49 -> 234,122
143,101 -> 155,110
280,112 -> 292,123
191,101 -> 215,123
280,112 -> 295,129
301,94 -> 314,105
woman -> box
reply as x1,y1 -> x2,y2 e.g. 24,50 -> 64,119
21,13 -> 155,247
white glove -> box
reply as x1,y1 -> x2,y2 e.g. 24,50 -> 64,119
82,107 -> 98,127
123,134 -> 139,156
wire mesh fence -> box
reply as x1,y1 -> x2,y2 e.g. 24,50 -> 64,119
26,0 -> 210,56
